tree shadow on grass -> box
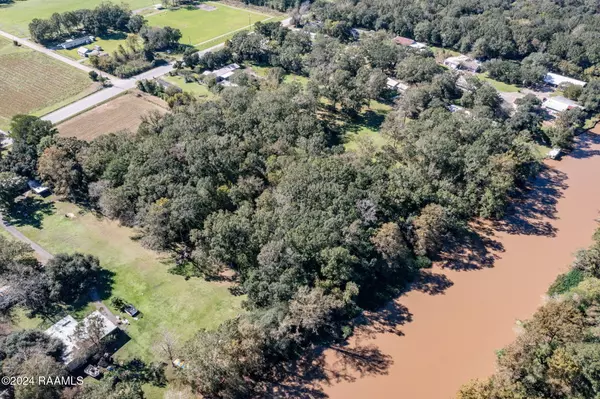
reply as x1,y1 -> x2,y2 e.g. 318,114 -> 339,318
99,31 -> 127,41
6,197 -> 55,229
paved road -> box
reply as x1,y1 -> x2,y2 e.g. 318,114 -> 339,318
0,214 -> 53,263
2,16 -> 292,125
0,29 -> 99,75
40,43 -> 233,124
41,62 -> 176,124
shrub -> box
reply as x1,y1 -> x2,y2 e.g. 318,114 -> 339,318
548,268 -> 584,296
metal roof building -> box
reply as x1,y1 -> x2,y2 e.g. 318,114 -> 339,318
544,73 -> 586,87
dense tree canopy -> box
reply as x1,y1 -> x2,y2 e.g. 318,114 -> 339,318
309,0 -> 600,79
29,3 -> 135,43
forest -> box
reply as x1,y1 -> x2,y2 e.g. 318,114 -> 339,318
1,29 -> 552,398
307,0 -> 600,80
2,4 -> 600,396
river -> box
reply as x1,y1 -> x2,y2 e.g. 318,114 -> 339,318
321,127 -> 600,399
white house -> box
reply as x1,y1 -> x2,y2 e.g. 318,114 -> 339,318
542,96 -> 584,115
386,77 -> 408,93
60,36 -> 94,50
45,312 -> 118,371
77,47 -> 90,57
409,42 -> 428,50
544,72 -> 586,88
444,55 -> 481,73
202,63 -> 240,82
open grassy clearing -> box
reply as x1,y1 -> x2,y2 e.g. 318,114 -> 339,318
0,37 -> 98,130
342,101 -> 393,151
477,72 -> 520,93
249,64 -> 309,85
57,90 -> 169,140
162,74 -> 214,97
0,0 -> 156,37
12,199 -> 244,362
146,2 -> 273,47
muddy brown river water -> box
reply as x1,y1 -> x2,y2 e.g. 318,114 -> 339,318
322,127 -> 600,399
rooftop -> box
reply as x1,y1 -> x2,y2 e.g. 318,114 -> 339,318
544,73 -> 586,87
202,63 -> 240,79
45,311 -> 118,366
542,96 -> 584,113
393,36 -> 416,46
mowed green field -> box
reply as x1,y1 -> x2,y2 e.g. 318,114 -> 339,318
0,0 -> 156,37
163,74 -> 214,97
15,200 -> 244,362
0,37 -> 95,130
146,2 -> 274,47
57,32 -> 136,60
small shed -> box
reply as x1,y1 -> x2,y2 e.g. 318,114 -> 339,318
77,47 -> 90,57
27,180 -> 49,195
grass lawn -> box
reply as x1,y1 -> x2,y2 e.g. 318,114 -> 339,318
146,2 -> 274,47
0,0 -> 156,37
477,72 -> 520,93
249,64 -> 309,86
57,32 -> 134,60
163,74 -> 213,97
0,36 -> 98,130
320,100 -> 392,151
431,45 -> 461,61
10,199 -> 244,363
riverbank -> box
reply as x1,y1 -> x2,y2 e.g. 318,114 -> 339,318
322,126 -> 600,398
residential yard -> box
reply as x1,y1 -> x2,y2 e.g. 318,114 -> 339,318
57,90 -> 169,140
0,36 -> 98,130
11,199 -> 244,363
146,2 -> 274,47
249,64 -> 309,86
0,0 -> 156,37
343,101 -> 393,151
162,75 -> 214,98
477,72 -> 520,93
57,32 -> 135,61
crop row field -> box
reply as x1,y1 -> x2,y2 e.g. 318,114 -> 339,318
0,37 -> 96,130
